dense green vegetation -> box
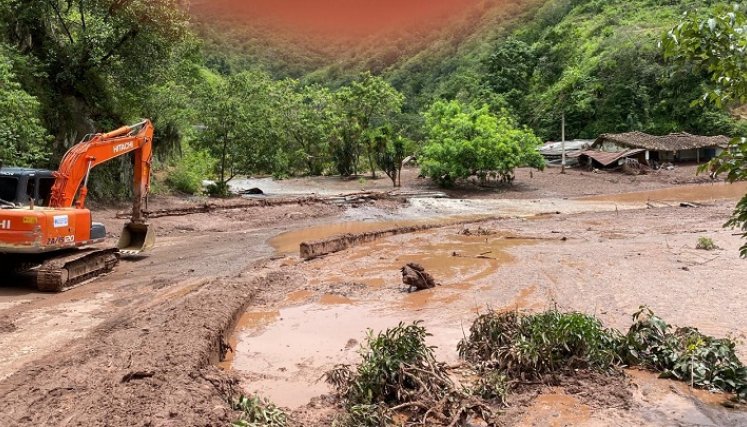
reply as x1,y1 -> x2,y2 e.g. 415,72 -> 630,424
325,308 -> 746,425
231,394 -> 287,427
0,0 -> 744,196
325,321 -> 492,426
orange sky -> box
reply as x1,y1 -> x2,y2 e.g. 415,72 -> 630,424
189,0 -> 483,38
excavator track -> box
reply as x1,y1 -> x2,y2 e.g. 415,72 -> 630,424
33,248 -> 120,292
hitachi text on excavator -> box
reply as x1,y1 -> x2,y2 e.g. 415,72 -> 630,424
0,120 -> 156,291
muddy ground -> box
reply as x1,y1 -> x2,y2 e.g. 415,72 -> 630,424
0,167 -> 746,426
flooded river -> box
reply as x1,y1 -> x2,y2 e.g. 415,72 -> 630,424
222,181 -> 747,422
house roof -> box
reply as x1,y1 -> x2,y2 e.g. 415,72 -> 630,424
575,149 -> 646,167
593,132 -> 730,151
540,140 -> 594,156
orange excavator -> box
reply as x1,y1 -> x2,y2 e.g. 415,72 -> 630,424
0,120 -> 156,291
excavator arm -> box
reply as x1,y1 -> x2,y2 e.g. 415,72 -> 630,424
48,120 -> 155,255
49,120 -> 154,223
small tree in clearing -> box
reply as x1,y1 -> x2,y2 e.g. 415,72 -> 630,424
420,100 -> 544,187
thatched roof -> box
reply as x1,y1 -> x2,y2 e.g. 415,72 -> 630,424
593,132 -> 730,151
574,149 -> 646,167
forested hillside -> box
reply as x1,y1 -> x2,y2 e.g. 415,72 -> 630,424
0,0 -> 742,197
329,0 -> 741,141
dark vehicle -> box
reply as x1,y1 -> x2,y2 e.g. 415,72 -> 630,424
0,168 -> 56,207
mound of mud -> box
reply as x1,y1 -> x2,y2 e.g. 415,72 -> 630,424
0,275 -> 268,426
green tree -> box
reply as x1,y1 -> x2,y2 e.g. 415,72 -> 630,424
1,0 -> 188,142
0,49 -> 49,166
276,81 -> 338,175
335,73 -> 404,177
663,4 -> 747,257
195,70 -> 281,194
372,126 -> 408,187
420,100 -> 544,187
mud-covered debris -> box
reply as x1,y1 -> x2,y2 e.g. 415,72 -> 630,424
344,339 -> 358,350
121,370 -> 155,383
401,263 -> 437,292
0,317 -> 16,333
459,227 -> 496,236
239,187 -> 264,195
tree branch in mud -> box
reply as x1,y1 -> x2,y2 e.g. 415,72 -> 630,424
401,263 -> 437,292
324,322 -> 496,426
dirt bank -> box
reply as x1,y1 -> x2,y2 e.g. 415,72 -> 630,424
0,274 -> 263,426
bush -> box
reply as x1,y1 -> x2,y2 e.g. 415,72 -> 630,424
420,100 -> 544,187
0,49 -> 50,167
326,322 -> 491,426
457,310 -> 623,379
165,145 -> 215,194
622,307 -> 747,399
205,181 -> 231,198
696,237 -> 717,251
231,395 -> 286,427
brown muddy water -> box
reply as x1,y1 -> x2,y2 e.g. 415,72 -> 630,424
224,300 -> 467,408
223,183 -> 747,417
513,370 -> 747,426
582,181 -> 747,204
225,231 -> 545,409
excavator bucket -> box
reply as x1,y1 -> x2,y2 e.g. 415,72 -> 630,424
117,222 -> 156,256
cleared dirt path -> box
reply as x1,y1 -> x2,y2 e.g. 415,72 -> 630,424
0,199 -> 342,386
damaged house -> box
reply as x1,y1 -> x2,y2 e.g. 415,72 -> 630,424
540,139 -> 594,166
573,131 -> 731,169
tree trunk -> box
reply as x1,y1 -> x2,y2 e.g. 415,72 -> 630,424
220,134 -> 228,185
368,149 -> 377,179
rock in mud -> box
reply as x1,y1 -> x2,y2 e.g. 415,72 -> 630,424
239,187 -> 264,195
401,263 -> 437,292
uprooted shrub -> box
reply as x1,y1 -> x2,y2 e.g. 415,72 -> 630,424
458,310 -> 623,379
231,395 -> 287,427
325,321 -> 491,426
622,307 -> 747,400
696,237 -> 718,251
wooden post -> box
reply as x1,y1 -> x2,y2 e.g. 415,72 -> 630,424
561,112 -> 566,174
